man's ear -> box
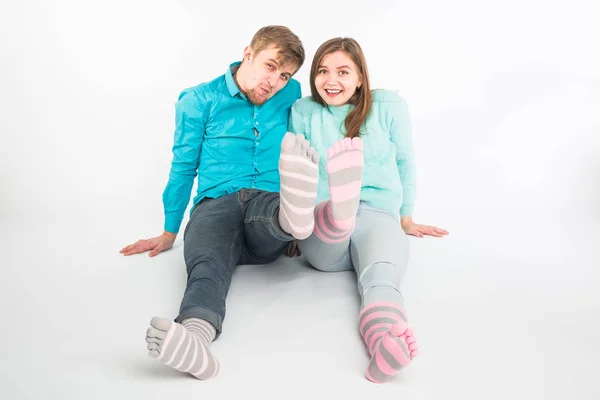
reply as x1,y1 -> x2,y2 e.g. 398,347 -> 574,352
243,46 -> 253,62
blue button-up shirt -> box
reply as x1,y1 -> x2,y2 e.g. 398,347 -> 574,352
162,62 -> 302,233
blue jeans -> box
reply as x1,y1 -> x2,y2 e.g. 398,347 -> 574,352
175,189 -> 293,337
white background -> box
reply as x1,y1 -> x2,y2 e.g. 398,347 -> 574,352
1,0 -> 599,399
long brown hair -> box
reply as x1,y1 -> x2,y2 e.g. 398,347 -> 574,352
309,38 -> 372,138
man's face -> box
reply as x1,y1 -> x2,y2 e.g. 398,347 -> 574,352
240,46 -> 297,105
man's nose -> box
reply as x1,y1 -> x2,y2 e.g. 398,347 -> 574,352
269,72 -> 284,87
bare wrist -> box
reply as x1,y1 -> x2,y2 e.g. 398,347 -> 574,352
163,231 -> 177,240
400,216 -> 413,225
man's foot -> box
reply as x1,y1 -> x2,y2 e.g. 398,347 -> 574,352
145,317 -> 219,380
313,137 -> 364,243
278,132 -> 320,240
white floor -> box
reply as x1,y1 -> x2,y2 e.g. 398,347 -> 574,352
2,205 -> 598,400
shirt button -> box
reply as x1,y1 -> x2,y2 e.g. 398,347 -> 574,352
255,121 -> 259,126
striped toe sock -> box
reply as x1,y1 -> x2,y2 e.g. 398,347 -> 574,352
314,137 -> 364,243
278,132 -> 320,240
145,317 -> 219,380
359,303 -> 419,383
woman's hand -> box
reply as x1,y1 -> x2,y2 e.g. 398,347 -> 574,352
401,217 -> 448,238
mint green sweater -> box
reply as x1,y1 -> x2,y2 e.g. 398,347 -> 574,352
288,89 -> 416,218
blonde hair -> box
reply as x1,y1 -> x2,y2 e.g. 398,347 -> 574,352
250,25 -> 305,73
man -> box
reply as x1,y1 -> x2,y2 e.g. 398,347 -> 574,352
120,25 -> 320,380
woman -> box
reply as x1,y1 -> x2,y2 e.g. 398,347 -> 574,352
288,37 -> 448,383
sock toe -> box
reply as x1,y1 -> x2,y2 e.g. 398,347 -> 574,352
390,321 -> 408,337
150,317 -> 172,332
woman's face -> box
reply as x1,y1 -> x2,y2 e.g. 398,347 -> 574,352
314,50 -> 362,106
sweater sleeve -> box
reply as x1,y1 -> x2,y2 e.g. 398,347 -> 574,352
387,96 -> 416,216
288,100 -> 309,140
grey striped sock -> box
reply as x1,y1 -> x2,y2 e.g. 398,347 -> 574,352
278,132 -> 320,239
145,317 -> 219,380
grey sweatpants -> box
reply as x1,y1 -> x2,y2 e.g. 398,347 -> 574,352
298,202 -> 410,308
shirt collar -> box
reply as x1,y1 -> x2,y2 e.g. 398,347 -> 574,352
225,62 -> 246,99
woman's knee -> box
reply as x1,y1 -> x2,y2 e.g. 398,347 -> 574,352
359,261 -> 404,289
304,251 -> 352,272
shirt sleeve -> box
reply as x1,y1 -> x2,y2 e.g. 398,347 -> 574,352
162,88 -> 206,233
387,97 -> 416,217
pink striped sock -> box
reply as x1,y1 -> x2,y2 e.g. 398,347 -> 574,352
313,137 -> 363,243
358,303 -> 419,383
145,317 -> 219,380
